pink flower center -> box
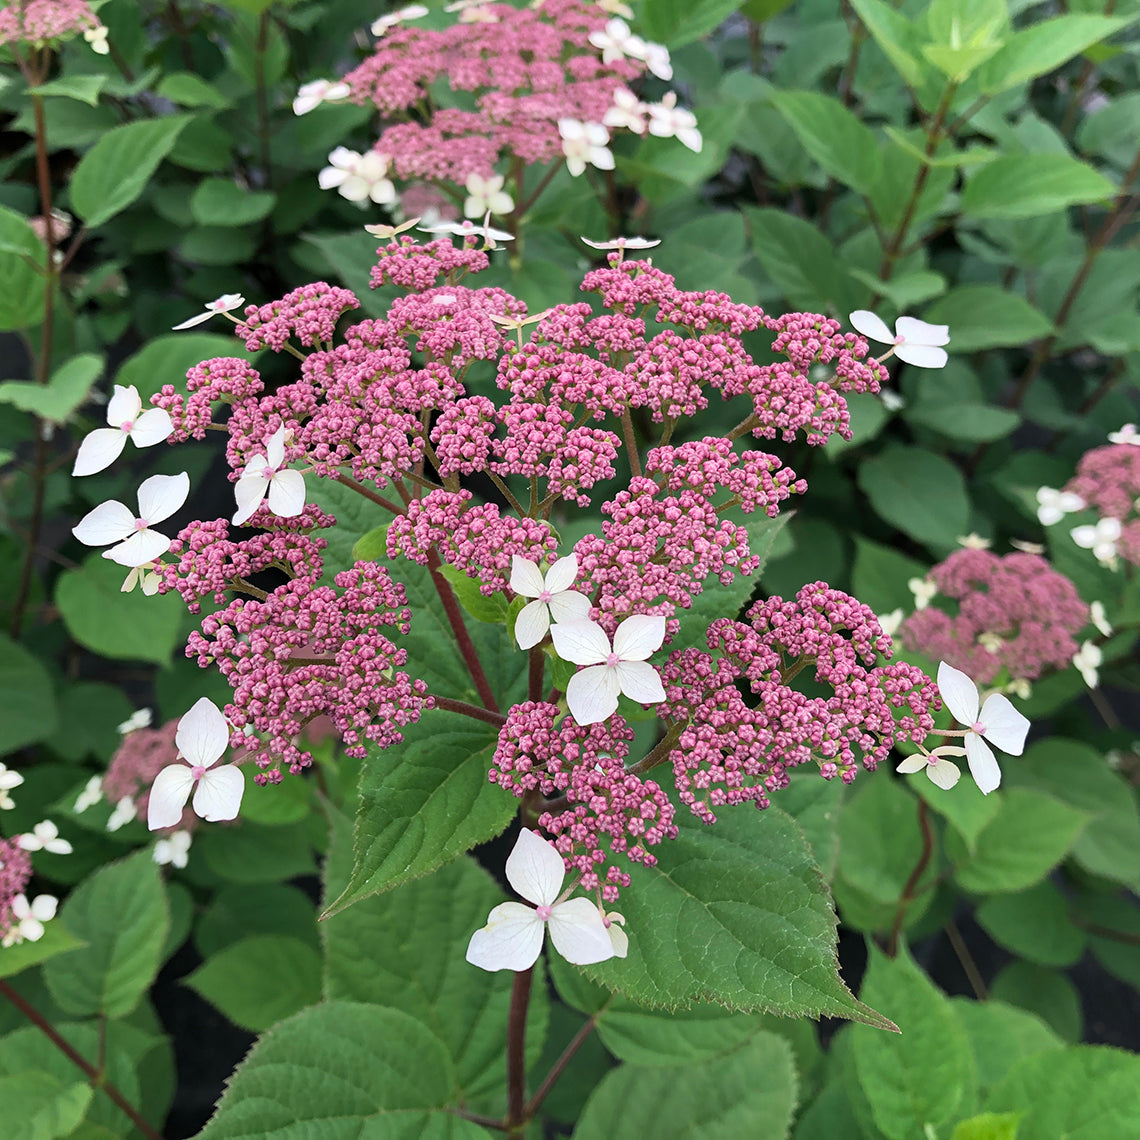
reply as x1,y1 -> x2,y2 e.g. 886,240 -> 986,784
605,651 -> 620,668
534,905 -> 552,922
120,420 -> 134,433
133,517 -> 148,531
971,721 -> 986,735
538,589 -> 552,603
189,765 -> 206,780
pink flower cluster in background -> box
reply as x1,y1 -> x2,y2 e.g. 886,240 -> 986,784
1062,441 -> 1140,566
0,836 -> 32,942
103,715 -> 181,825
0,0 -> 95,45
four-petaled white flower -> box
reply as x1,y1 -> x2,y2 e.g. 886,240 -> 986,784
581,234 -> 660,252
118,708 -> 152,735
83,25 -> 109,54
371,3 -> 429,35
896,744 -> 966,790
172,294 -> 245,331
647,92 -> 702,153
463,173 -> 513,219
107,797 -> 137,832
589,17 -> 644,63
418,219 -> 514,244
849,310 -> 950,369
1,894 -> 57,946
1090,600 -> 1113,638
73,775 -> 103,814
937,661 -> 1030,795
551,614 -> 666,725
1036,486 -> 1086,526
466,829 -> 619,971
638,41 -> 673,80
603,86 -> 647,134
233,427 -> 306,525
1073,640 -> 1102,689
364,217 -> 421,240
147,698 -> 245,830
0,763 -> 24,811
1071,516 -> 1122,566
319,148 -> 396,205
73,384 -> 174,476
292,78 -> 351,116
153,830 -> 192,869
511,554 -> 592,650
908,576 -> 937,610
73,471 -> 189,568
18,820 -> 72,855
558,120 -> 614,178
1108,423 -> 1140,446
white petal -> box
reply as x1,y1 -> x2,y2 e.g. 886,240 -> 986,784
20,917 -> 45,941
849,310 -> 894,344
613,659 -> 666,706
147,765 -> 195,830
72,428 -> 127,476
318,166 -> 349,190
590,148 -> 615,172
466,902 -> 545,972
927,758 -> 961,790
548,897 -> 618,965
551,620 -> 611,666
565,664 -> 621,725
127,408 -> 174,448
176,697 -> 230,768
894,343 -> 949,368
11,895 -> 30,919
543,553 -> 579,594
979,693 -> 1030,756
73,500 -> 134,546
29,895 -> 57,922
965,734 -> 1002,795
895,316 -> 949,346
105,528 -> 172,567
510,555 -> 546,598
546,590 -> 592,624
137,471 -> 189,524
266,469 -> 306,517
106,384 -> 142,425
171,310 -> 215,331
937,661 -> 980,725
896,754 -> 928,774
515,600 -> 550,650
505,828 -> 566,906
192,764 -> 244,821
232,475 -> 269,525
265,427 -> 287,468
612,614 -> 666,661
606,919 -> 629,958
1070,524 -> 1098,549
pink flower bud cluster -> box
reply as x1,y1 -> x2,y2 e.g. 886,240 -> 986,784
0,0 -> 95,44
490,702 -> 677,901
370,236 -> 490,292
153,357 -> 264,443
104,717 -> 181,824
236,282 -> 360,352
901,548 -> 1089,684
0,837 -> 33,943
1063,443 -> 1140,565
656,584 -> 938,822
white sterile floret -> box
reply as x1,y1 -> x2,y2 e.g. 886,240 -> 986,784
121,563 -> 162,596
118,708 -> 152,735
638,40 -> 672,80
880,389 -> 905,412
908,576 -> 937,610
0,763 -> 24,811
73,775 -> 103,814
1009,539 -> 1045,555
1036,486 -> 1086,526
510,553 -> 592,650
172,293 -> 245,331
153,830 -> 192,869
877,608 -> 904,638
147,698 -> 245,830
233,427 -> 306,525
603,86 -> 647,133
72,471 -> 189,568
1,894 -> 58,946
1108,423 -> 1140,446
106,797 -> 136,832
463,173 -> 513,219
596,0 -> 634,17
1073,641 -> 1102,688
364,217 -> 421,240
551,614 -> 667,726
599,906 -> 628,957
957,533 -> 991,549
588,17 -> 644,62
646,92 -> 702,153
558,120 -> 614,178
72,384 -> 174,476
849,310 -> 950,369
581,235 -> 660,252
1090,601 -> 1113,638
83,25 -> 109,54
896,745 -> 966,791
292,78 -> 351,116
18,820 -> 72,855
937,661 -> 1030,795
371,4 -> 429,35
319,148 -> 396,205
1071,517 -> 1122,566
466,829 -> 618,971
418,219 -> 514,244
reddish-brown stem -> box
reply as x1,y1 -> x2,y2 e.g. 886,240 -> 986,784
619,410 -> 642,479
505,966 -> 533,1131
523,1006 -> 606,1119
629,720 -> 685,776
945,919 -> 987,999
528,646 -> 544,703
430,695 -> 507,727
886,797 -> 933,956
336,474 -> 404,515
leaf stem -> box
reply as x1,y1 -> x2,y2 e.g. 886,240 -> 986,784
505,966 -> 534,1132
336,473 -> 405,515
429,695 -> 507,727
523,1004 -> 607,1120
886,796 -> 933,956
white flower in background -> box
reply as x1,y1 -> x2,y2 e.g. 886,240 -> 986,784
581,234 -> 660,252
72,384 -> 174,477
646,92 -> 702,153
1010,539 -> 1045,555
880,389 -> 906,412
371,4 -> 429,34
1,895 -> 57,946
1090,601 -> 1113,637
72,471 -> 189,568
233,427 -> 306,525
364,217 -> 421,240
0,763 -> 24,811
319,148 -> 396,205
896,744 -> 966,790
463,173 -> 513,219
511,554 -> 592,650
849,310 -> 950,369
153,830 -> 192,869
937,661 -> 1030,795
1073,641 -> 1102,688
1007,678 -> 1032,700
877,608 -> 904,638
446,0 -> 498,23
1108,423 -> 1140,446
121,562 -> 162,596
106,796 -> 137,832
292,78 -> 351,116
977,631 -> 1005,654
908,576 -> 937,610
83,25 -> 109,54
148,698 -> 244,829
637,40 -> 672,80
1071,516 -> 1122,566
957,533 -> 991,549
1035,486 -> 1086,526
418,219 -> 514,244
73,775 -> 103,814
117,708 -> 152,735
599,906 -> 628,957
172,293 -> 245,331
603,86 -> 647,134
466,829 -> 618,971
551,614 -> 667,725
589,17 -> 644,63
558,120 -> 615,178
18,820 -> 72,855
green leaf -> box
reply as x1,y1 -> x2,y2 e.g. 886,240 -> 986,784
0,632 -> 58,757
198,1002 -> 490,1140
948,788 -> 1087,894
848,0 -> 927,87
0,1072 -> 93,1140
302,232 -> 391,317
960,153 -> 1115,219
0,354 -> 103,424
55,554 -> 186,665
0,922 -> 84,980
779,768 -> 843,882
184,935 -> 322,1032
42,851 -> 169,1018
190,178 -> 277,227
114,332 -> 250,401
0,207 -> 47,332
850,945 -> 975,1140
70,115 -> 191,227
195,883 -> 319,957
352,524 -> 389,562
323,711 -> 514,916
911,772 -> 999,853
179,226 -> 258,266
197,820 -> 316,885
636,0 -> 745,48
952,1113 -> 1022,1140
921,285 -> 1053,351
857,446 -> 970,548
990,962 -> 1082,1043
883,126 -> 997,168
574,1032 -> 798,1139
951,998 -> 1063,1094
975,880 -> 1085,967
33,74 -> 107,106
851,537 -> 929,615
437,564 -> 509,624
906,402 -> 1022,442
583,804 -> 893,1027
977,14 -> 1132,94
156,72 -> 234,109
